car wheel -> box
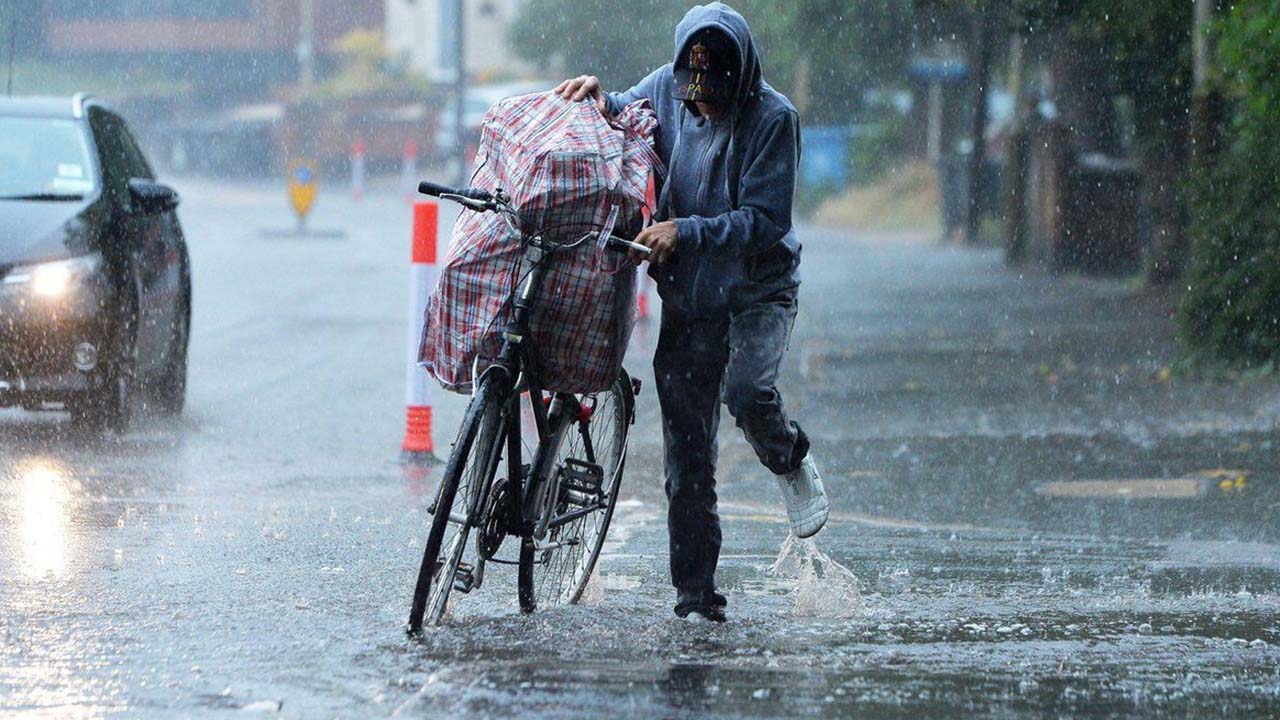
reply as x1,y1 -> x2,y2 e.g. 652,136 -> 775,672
152,281 -> 190,416
70,298 -> 139,435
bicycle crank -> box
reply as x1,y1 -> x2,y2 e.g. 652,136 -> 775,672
477,478 -> 511,560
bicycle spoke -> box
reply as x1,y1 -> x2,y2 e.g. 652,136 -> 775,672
413,388 -> 505,629
531,378 -> 628,607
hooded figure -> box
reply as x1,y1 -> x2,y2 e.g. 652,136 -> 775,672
603,1 -> 800,316
560,2 -> 829,622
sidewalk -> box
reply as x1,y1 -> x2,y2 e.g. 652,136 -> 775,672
622,226 -> 1279,542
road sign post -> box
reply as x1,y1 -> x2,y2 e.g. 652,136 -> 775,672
287,160 -> 318,232
260,159 -> 345,239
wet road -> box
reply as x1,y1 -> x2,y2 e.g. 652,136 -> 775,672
2,179 -> 1278,718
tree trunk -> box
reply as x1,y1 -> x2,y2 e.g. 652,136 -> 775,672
1050,33 -> 1121,154
964,10 -> 996,244
1148,0 -> 1216,285
1144,153 -> 1188,285
1003,31 -> 1028,264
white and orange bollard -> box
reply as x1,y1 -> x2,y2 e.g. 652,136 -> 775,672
351,137 -> 366,203
637,173 -> 658,321
401,200 -> 440,463
401,139 -> 419,204
637,273 -> 653,321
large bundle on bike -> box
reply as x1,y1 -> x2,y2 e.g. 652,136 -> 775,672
419,93 -> 660,394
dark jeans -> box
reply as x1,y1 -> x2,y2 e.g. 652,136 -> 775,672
653,285 -> 809,595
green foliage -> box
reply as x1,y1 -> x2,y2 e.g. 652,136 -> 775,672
1018,0 -> 1193,153
318,29 -> 430,100
510,0 -> 680,90
850,114 -> 911,184
1180,0 -> 1280,365
509,0 -> 914,124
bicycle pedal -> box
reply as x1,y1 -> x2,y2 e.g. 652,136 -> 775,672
559,458 -> 604,505
453,562 -> 477,593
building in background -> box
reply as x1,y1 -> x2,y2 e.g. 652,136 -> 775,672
384,0 -> 531,83
42,0 -> 384,101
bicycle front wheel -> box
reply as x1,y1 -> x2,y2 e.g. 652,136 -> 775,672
519,371 -> 633,611
408,376 -> 505,632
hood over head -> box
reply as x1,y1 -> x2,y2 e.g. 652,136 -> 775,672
672,3 -> 763,116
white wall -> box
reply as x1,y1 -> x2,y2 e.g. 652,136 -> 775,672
384,0 -> 534,82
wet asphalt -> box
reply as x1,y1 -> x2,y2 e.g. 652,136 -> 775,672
1,179 -> 1278,718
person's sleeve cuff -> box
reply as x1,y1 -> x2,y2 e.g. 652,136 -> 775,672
604,92 -> 623,117
674,218 -> 700,251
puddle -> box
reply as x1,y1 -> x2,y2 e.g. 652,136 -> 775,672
600,574 -> 642,592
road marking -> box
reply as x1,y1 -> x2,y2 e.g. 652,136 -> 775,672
1037,479 -> 1206,499
1036,470 -> 1249,500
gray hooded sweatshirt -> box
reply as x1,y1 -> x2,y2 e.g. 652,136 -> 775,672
605,2 -> 801,319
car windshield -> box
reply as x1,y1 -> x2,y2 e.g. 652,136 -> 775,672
0,117 -> 97,199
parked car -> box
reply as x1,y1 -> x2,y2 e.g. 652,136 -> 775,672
0,94 -> 191,433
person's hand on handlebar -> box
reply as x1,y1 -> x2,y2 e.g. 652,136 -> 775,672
632,220 -> 678,265
554,75 -> 607,113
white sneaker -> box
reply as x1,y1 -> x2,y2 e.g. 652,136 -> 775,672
776,455 -> 828,538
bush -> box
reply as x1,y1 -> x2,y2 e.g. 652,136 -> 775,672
318,29 -> 430,100
850,114 -> 910,186
1180,1 -> 1280,366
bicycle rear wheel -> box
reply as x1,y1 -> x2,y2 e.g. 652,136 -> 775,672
519,371 -> 633,611
408,377 -> 505,632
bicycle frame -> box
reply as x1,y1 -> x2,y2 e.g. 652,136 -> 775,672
468,235 -> 602,545
410,180 -> 644,627
423,181 -> 640,543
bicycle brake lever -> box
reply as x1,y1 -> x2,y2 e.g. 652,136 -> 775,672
442,193 -> 492,212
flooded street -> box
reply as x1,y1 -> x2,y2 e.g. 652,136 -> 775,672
2,180 -> 1278,718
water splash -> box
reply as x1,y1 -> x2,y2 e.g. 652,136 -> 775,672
767,534 -> 865,618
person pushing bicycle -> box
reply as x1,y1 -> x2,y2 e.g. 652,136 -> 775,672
555,1 -> 828,623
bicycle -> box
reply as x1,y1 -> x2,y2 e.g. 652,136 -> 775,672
408,179 -> 651,633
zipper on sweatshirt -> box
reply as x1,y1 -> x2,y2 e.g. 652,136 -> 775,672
694,121 -> 721,209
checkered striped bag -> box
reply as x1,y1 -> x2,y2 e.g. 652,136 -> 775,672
419,93 -> 661,394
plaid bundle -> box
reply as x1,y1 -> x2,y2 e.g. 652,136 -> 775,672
419,93 -> 660,394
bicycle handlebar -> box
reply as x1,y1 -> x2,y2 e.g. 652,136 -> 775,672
417,181 -> 492,203
416,178 -> 648,256
603,236 -> 651,256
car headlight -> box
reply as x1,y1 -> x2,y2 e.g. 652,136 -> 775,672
3,254 -> 103,298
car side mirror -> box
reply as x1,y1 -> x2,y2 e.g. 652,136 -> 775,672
127,178 -> 180,215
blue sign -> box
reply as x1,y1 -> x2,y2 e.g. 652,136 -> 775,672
801,126 -> 851,191
909,58 -> 969,82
